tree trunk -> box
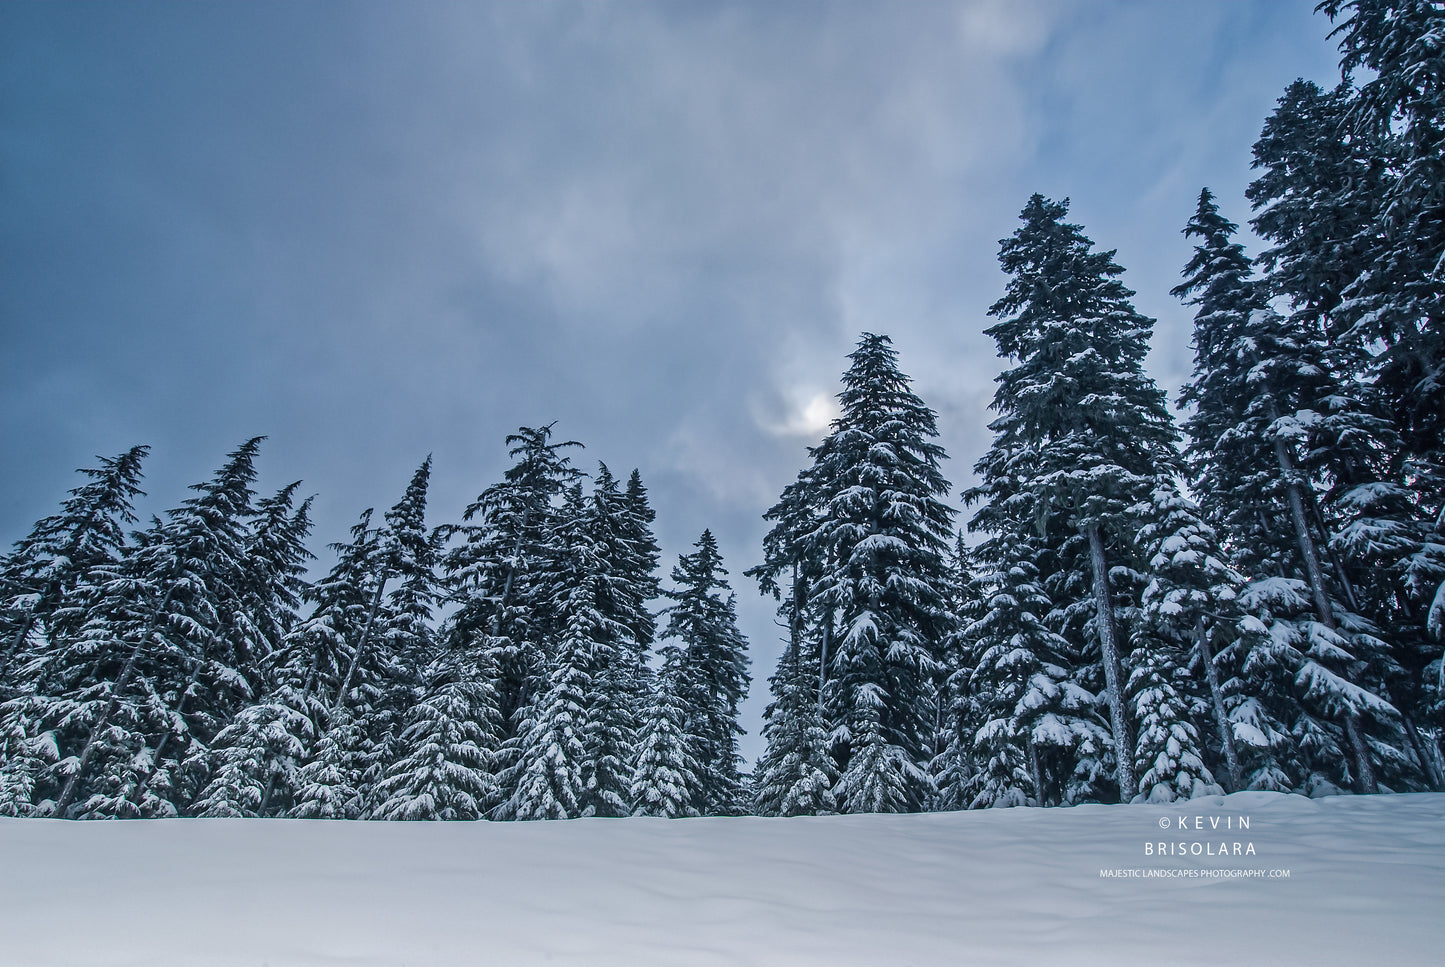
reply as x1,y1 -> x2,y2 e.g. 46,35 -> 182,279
2,610 -> 36,679
1028,739 -> 1046,807
488,523 -> 529,640
1084,523 -> 1137,801
132,660 -> 207,806
1401,713 -> 1445,791
1268,428 -> 1379,793
817,612 -> 831,719
259,771 -> 278,817
1303,486 -> 1361,614
333,570 -> 389,713
302,639 -> 322,703
1195,617 -> 1241,791
789,564 -> 803,679
54,586 -> 176,816
1275,437 -> 1337,629
1344,712 -> 1379,794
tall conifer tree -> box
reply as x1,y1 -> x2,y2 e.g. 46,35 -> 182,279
755,333 -> 955,813
444,425 -> 583,759
658,530 -> 750,814
48,439 -> 266,817
975,195 -> 1183,802
1177,187 -> 1406,793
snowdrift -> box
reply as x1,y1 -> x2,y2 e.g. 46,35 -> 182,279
2,791 -> 1441,966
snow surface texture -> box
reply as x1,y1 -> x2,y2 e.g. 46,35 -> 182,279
2,791 -> 1441,966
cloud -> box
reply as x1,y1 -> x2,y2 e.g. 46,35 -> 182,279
0,0 -> 1347,764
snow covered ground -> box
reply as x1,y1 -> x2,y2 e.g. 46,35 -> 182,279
2,791 -> 1441,966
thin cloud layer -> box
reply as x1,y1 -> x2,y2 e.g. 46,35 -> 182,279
1,0 -> 1343,762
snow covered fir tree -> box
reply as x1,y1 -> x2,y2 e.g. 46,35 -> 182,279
0,428 -> 751,820
751,332 -> 957,815
2,0 -> 1443,820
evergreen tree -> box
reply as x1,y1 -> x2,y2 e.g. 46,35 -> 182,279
1320,0 -> 1445,462
184,481 -> 315,813
280,461 -> 446,819
236,483 -> 314,671
753,334 -> 955,813
750,469 -> 837,817
287,511 -> 380,709
501,479 -> 641,819
629,659 -> 703,818
807,333 -> 957,812
577,469 -> 647,817
658,530 -> 750,814
345,458 -> 443,811
501,526 -> 597,820
1128,484 -> 1230,801
46,439 -> 267,817
0,693 -> 58,816
751,642 -> 838,817
1247,82 -> 1433,705
338,458 -> 439,712
234,508 -> 380,819
1315,4 -> 1445,781
930,535 -> 984,810
370,649 -> 501,821
582,463 -> 655,675
957,539 -> 1046,810
288,707 -> 367,819
1177,187 -> 1335,586
0,446 -> 148,686
1176,188 -> 1405,793
444,425 -> 583,759
1247,80 -> 1385,351
621,469 -> 663,651
1132,484 -> 1256,790
367,457 -> 443,742
749,465 -> 832,815
0,446 -> 148,814
192,699 -> 313,818
959,532 -> 1109,808
975,195 -> 1180,802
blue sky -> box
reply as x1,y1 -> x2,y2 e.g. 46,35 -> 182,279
1,1 -> 1346,761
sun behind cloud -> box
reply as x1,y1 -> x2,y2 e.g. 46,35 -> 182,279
754,387 -> 839,441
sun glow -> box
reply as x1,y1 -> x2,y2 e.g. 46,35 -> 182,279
798,393 -> 839,436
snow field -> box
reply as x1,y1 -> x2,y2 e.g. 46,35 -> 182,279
1,790 -> 1441,966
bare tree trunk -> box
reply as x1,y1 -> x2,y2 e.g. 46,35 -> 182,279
817,612 -> 830,719
1303,487 -> 1361,614
789,564 -> 803,680
1195,617 -> 1241,791
1401,713 -> 1445,790
1028,740 -> 1046,807
1084,523 -> 1137,802
259,771 -> 278,816
332,570 -> 389,714
1276,438 -> 1338,628
1268,429 -> 1378,793
1344,713 -> 1379,793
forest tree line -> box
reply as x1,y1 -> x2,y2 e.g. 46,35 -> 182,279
0,427 -> 751,819
753,0 -> 1445,811
2,0 -> 1443,818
